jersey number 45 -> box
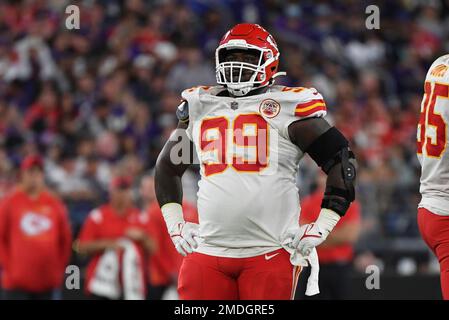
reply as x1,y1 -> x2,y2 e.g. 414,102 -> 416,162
417,81 -> 449,158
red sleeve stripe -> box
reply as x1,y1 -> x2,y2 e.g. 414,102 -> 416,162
295,99 -> 325,109
295,105 -> 326,117
295,101 -> 326,113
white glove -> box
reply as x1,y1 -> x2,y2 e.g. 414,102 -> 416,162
283,208 -> 340,257
169,221 -> 200,256
161,203 -> 201,256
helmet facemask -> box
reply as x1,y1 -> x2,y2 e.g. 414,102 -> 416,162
216,46 -> 272,97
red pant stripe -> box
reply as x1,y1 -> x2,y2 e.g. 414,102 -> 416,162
290,266 -> 302,300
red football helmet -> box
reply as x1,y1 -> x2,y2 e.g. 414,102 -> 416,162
215,23 -> 285,96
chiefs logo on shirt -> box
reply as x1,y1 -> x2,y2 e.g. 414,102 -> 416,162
20,212 -> 53,236
259,99 -> 281,118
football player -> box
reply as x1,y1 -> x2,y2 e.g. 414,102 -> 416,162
155,23 -> 356,300
417,54 -> 449,300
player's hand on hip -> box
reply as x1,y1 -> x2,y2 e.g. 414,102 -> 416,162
170,221 -> 200,256
161,203 -> 202,256
283,209 -> 340,257
292,223 -> 327,257
285,223 -> 326,257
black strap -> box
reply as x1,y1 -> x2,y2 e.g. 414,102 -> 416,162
176,100 -> 189,122
322,150 -> 355,174
340,148 -> 356,202
321,196 -> 350,216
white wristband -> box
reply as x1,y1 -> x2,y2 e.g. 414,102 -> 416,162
315,208 -> 341,238
161,202 -> 184,234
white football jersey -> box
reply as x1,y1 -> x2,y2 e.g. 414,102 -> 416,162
181,85 -> 327,257
418,54 -> 449,216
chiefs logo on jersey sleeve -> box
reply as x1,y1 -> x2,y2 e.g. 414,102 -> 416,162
260,86 -> 328,141
259,99 -> 281,118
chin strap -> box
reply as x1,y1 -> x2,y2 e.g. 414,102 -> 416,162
227,71 -> 287,96
228,85 -> 252,97
273,71 -> 287,78
272,71 -> 287,84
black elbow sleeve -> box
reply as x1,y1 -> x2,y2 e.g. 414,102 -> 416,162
305,127 -> 348,171
321,150 -> 357,216
305,127 -> 357,216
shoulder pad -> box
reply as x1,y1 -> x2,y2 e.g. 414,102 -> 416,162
274,86 -> 327,118
290,87 -> 326,117
427,55 -> 449,80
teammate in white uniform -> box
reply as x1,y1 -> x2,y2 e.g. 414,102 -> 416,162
417,54 -> 449,299
155,23 -> 357,299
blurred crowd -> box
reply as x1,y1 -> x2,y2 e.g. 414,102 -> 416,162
0,0 -> 448,269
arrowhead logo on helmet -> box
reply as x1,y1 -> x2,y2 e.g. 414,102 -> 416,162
215,23 -> 286,97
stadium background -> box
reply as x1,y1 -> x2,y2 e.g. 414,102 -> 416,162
0,0 -> 447,299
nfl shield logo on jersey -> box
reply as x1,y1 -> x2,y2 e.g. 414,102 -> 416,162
259,99 -> 281,118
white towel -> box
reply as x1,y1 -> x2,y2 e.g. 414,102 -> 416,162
282,242 -> 320,296
88,239 -> 146,300
290,248 -> 320,296
88,248 -> 121,299
120,239 -> 146,300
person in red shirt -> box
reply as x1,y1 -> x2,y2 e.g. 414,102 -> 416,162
296,173 -> 361,300
76,175 -> 155,300
0,155 -> 72,300
24,84 -> 60,134
139,174 -> 198,300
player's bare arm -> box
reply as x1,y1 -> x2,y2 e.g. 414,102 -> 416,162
285,118 -> 357,256
155,108 -> 201,257
154,120 -> 192,206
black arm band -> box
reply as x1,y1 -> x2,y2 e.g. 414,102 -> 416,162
306,127 -> 357,216
320,148 -> 357,216
321,186 -> 352,216
305,127 -> 349,172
